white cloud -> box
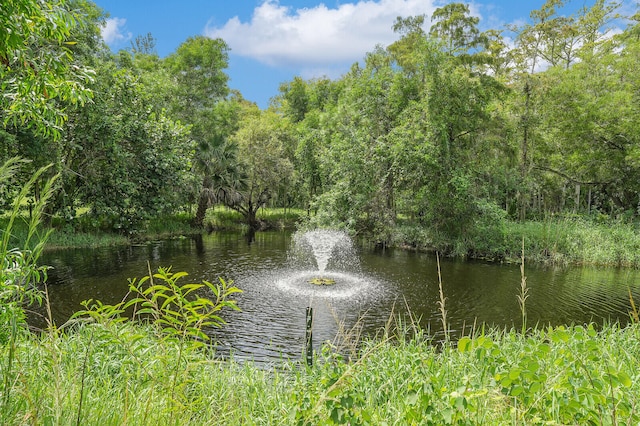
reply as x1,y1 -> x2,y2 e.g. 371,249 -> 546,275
204,0 -> 443,72
101,17 -> 132,46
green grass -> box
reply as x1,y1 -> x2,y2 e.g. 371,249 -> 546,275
45,229 -> 129,250
499,218 -> 640,266
394,216 -> 640,267
2,319 -> 639,425
144,212 -> 194,235
205,206 -> 304,231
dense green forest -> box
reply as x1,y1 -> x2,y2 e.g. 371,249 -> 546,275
2,0 -> 640,258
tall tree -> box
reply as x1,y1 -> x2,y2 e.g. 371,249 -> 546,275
534,8 -> 640,215
429,2 -> 490,68
429,3 -> 483,54
510,0 -> 623,218
192,98 -> 244,227
312,47 -> 415,239
63,61 -> 193,232
226,106 -> 295,230
164,36 -> 232,227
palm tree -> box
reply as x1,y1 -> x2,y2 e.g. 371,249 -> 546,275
193,135 -> 246,228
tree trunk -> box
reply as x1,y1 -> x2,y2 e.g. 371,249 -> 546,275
518,80 -> 531,222
245,201 -> 261,231
193,191 -> 209,228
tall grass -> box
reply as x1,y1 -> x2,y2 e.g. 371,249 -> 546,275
2,320 -> 638,424
394,216 -> 640,267
436,252 -> 449,342
204,206 -> 303,231
45,228 -> 129,249
517,237 -> 530,333
141,213 -> 195,238
500,218 -> 640,266
1,158 -> 57,423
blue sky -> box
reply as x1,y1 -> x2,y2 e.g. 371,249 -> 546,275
93,0 -> 636,109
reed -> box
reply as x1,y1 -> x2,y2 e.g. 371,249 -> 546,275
630,289 -> 639,323
45,230 -> 129,250
0,158 -> 57,424
436,251 -> 449,343
517,237 -> 529,333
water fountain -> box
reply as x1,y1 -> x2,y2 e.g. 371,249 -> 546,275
301,229 -> 355,273
275,229 -> 383,299
272,229 -> 389,363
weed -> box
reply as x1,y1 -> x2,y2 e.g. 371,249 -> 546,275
517,237 -> 530,333
436,252 -> 449,343
630,289 -> 639,323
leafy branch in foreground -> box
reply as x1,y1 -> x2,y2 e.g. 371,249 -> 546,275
74,267 -> 242,424
77,266 -> 242,348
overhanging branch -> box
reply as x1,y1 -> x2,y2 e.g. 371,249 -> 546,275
533,165 -> 611,186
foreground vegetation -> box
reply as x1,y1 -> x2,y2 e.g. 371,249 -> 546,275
2,318 -> 639,425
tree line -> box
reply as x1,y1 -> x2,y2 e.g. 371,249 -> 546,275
1,0 -> 639,249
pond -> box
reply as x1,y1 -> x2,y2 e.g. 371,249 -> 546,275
36,230 -> 640,364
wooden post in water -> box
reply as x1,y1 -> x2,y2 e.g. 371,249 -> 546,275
305,307 -> 313,366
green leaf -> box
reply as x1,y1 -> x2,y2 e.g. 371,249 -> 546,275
160,295 -> 178,310
508,368 -> 522,381
510,385 -> 524,397
405,390 -> 419,406
617,371 -> 632,388
457,336 -> 472,353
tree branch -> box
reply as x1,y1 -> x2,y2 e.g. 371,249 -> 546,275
533,165 -> 611,186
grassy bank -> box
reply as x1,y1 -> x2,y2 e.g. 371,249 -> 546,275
203,206 -> 303,232
2,208 -> 304,251
2,319 -> 639,424
394,216 -> 640,267
7,210 -> 640,267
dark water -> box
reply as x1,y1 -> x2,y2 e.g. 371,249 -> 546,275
36,231 -> 640,364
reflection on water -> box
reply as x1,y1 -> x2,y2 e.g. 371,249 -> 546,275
37,231 -> 640,364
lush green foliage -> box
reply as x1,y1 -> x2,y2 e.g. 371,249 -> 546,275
274,1 -> 640,252
225,106 -> 296,229
0,0 -> 94,138
1,318 -> 639,424
60,63 -> 194,233
77,267 -> 242,346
